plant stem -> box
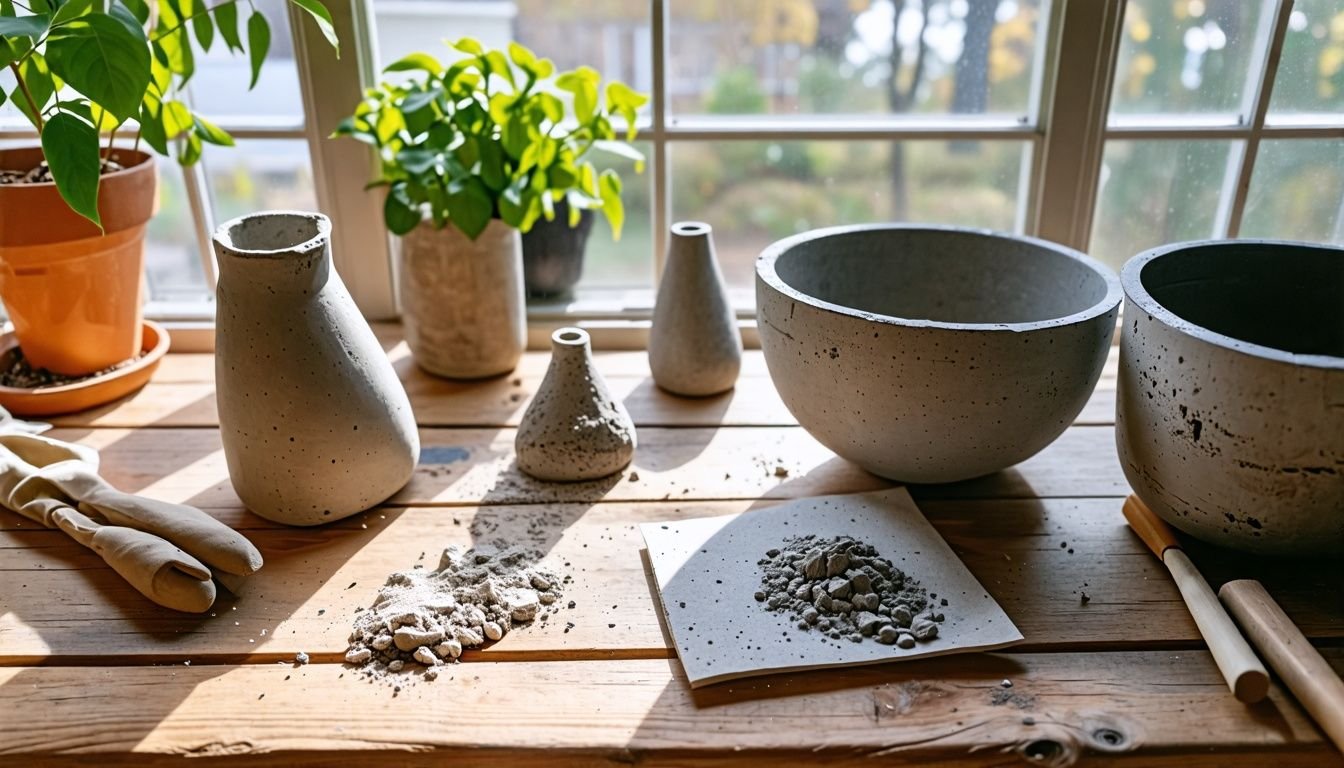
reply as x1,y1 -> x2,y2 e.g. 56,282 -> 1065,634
151,0 -> 242,42
104,124 -> 118,164
8,61 -> 44,132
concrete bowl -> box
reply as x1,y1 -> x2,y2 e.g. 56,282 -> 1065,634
756,224 -> 1121,484
1117,240 -> 1344,555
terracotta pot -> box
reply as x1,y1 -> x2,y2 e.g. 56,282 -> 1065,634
521,199 -> 594,299
0,147 -> 157,376
399,219 -> 526,379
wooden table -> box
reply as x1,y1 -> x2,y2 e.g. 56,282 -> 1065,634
3,329 -> 1341,766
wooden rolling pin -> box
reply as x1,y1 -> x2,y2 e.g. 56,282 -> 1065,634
1220,579 -> 1344,754
1123,495 -> 1269,703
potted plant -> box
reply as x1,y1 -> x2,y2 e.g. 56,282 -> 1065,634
0,0 -> 337,377
336,38 -> 647,378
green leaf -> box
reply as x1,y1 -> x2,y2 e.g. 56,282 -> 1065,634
246,11 -> 270,90
192,6 -> 214,51
598,169 -> 624,240
88,101 -> 121,131
11,54 -> 54,128
374,105 -> 404,144
500,113 -> 530,160
214,0 -> 241,51
108,0 -> 145,36
41,111 -> 102,228
289,0 -> 338,53
384,184 -> 421,235
193,112 -> 234,146
556,68 -> 597,123
400,87 -> 440,136
0,14 -> 50,37
154,9 -> 194,81
482,49 -> 513,88
138,98 -> 168,154
161,99 -> 192,138
446,178 -> 492,239
478,139 -> 505,191
451,37 -> 483,56
119,0 -> 151,25
0,38 -> 19,70
384,52 -> 443,76
0,88 -> 5,109
51,0 -> 92,26
396,147 -> 436,175
179,130 -> 202,164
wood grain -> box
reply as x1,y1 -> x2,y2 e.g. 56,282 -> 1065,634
4,498 -> 1339,665
43,346 -> 1118,429
9,424 -> 1127,523
0,651 -> 1339,767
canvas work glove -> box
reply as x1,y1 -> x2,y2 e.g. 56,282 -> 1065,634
0,408 -> 263,612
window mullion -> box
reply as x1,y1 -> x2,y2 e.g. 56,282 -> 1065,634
651,0 -> 669,287
1224,0 -> 1295,238
181,159 -> 218,289
1031,0 -> 1125,251
289,0 -> 399,320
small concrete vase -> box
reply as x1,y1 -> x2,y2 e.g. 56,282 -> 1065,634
649,222 -> 742,396
516,328 -> 636,481
214,211 -> 419,526
400,219 -> 526,379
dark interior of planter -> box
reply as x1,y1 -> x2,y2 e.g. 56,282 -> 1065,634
1142,243 -> 1344,358
773,229 -> 1110,324
223,213 -> 323,253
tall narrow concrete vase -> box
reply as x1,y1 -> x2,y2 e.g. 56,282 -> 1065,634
213,211 -> 419,526
649,222 -> 742,396
515,327 -> 636,481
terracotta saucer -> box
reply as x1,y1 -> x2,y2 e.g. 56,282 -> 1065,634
0,320 -> 171,417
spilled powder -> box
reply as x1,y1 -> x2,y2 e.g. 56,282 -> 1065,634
756,535 -> 949,648
345,545 -> 564,685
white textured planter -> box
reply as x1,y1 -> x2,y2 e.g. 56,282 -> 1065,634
516,328 -> 636,481
213,211 -> 419,526
649,222 -> 742,396
757,224 -> 1120,484
1118,240 -> 1344,555
399,219 -> 526,379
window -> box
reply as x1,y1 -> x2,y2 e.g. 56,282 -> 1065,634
3,0 -> 1341,327
1092,0 -> 1344,270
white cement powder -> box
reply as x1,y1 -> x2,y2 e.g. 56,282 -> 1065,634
345,545 -> 564,684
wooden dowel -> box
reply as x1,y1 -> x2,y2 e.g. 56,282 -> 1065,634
1123,495 -> 1269,704
1162,549 -> 1270,704
1220,579 -> 1344,754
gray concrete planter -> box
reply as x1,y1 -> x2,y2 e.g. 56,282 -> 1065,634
757,224 -> 1121,484
1117,239 -> 1344,555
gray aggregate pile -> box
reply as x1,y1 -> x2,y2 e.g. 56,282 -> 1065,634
756,535 -> 947,648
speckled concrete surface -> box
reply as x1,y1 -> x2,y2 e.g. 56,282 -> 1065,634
756,224 -> 1120,484
1117,240 -> 1344,555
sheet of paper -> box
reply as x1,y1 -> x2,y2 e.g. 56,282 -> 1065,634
640,488 -> 1022,687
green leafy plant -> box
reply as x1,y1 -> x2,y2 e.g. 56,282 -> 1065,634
0,0 -> 338,228
335,38 -> 648,241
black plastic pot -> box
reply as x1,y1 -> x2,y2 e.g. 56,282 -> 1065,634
521,200 -> 595,299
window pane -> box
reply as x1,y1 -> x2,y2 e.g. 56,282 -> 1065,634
1241,139 -> 1344,243
1090,139 -> 1238,270
667,0 -> 1046,119
1266,0 -> 1344,116
375,0 -> 653,105
145,163 -> 212,303
188,0 -> 304,122
567,141 -> 654,292
204,140 -> 317,225
1110,0 -> 1270,117
671,139 -> 1028,302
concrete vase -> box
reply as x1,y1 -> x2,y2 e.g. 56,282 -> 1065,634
516,327 -> 636,481
649,222 -> 742,396
213,211 -> 419,526
1117,239 -> 1344,555
400,219 -> 526,379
